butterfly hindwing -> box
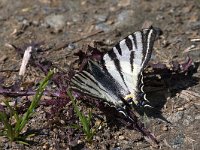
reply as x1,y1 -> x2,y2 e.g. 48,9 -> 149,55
71,61 -> 127,107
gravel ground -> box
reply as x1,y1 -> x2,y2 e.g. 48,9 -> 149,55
0,0 -> 200,149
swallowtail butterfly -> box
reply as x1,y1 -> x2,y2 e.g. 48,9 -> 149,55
70,26 -> 158,118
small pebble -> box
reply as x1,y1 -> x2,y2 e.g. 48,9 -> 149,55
0,55 -> 8,62
167,111 -> 184,123
60,120 -> 65,124
113,147 -> 121,150
45,14 -> 66,32
119,135 -> 125,140
72,14 -> 83,22
22,19 -> 30,26
32,20 -> 39,26
190,21 -> 200,30
42,143 -> 50,149
195,114 -> 200,120
94,14 -> 108,22
115,10 -> 135,27
16,16 -> 24,22
49,147 -> 54,150
118,0 -> 130,7
77,140 -> 82,144
95,136 -> 101,141
68,43 -> 76,50
95,23 -> 110,32
177,107 -> 185,111
53,128 -> 58,133
162,125 -> 168,131
156,15 -> 165,20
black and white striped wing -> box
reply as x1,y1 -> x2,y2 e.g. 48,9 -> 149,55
70,27 -> 157,108
70,60 -> 128,108
102,27 -> 157,100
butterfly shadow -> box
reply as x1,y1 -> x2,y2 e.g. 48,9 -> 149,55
140,62 -> 199,123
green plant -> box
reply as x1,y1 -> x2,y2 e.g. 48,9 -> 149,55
67,90 -> 99,143
0,71 -> 54,144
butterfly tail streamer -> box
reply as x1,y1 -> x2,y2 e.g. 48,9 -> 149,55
117,105 -> 158,145
127,109 -> 159,145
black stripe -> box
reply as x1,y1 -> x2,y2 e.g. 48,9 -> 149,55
107,50 -> 128,89
130,51 -> 134,72
101,60 -> 127,93
71,77 -> 87,87
89,60 -> 128,97
71,87 -> 103,100
76,72 -> 96,84
125,36 -> 133,51
142,29 -> 156,68
72,87 -> 119,106
80,72 -> 98,85
72,83 -> 101,95
72,74 -> 105,95
78,72 -> 87,79
80,72 -> 109,93
132,34 -> 137,49
141,30 -> 147,65
72,73 -> 100,90
101,59 -> 110,74
72,75 -> 85,84
107,50 -> 115,59
115,43 -> 122,55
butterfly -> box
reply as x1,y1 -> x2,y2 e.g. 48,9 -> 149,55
70,26 -> 158,118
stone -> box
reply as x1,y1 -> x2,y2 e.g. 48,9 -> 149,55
45,14 -> 66,32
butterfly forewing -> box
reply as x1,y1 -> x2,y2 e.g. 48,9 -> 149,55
102,27 -> 157,99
